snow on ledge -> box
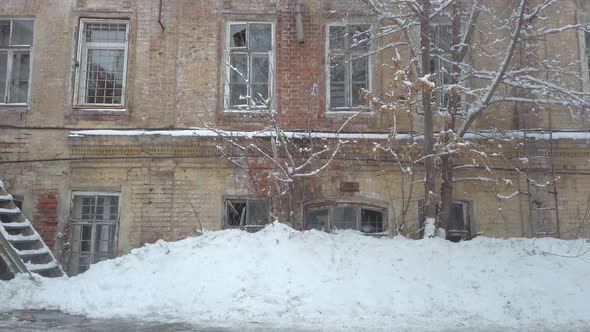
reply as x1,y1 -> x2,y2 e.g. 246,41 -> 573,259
68,128 -> 590,142
68,128 -> 392,140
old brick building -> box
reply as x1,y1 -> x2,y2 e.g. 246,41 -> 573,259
0,0 -> 589,275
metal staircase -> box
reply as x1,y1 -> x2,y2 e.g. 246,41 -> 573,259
0,182 -> 65,278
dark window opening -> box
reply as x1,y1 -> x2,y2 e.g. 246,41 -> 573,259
306,203 -> 386,234
0,257 -> 15,281
418,200 -> 471,241
360,208 -> 383,234
224,198 -> 269,229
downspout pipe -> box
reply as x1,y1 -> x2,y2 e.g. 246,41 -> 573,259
295,0 -> 304,43
158,0 -> 166,31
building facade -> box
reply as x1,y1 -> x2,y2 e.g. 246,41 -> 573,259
0,0 -> 589,276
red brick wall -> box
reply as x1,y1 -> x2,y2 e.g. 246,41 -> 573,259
33,190 -> 59,248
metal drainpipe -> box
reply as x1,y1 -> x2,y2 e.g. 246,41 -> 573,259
295,0 -> 304,43
158,0 -> 166,31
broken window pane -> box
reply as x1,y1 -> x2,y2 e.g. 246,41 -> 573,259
230,24 -> 247,47
307,208 -> 329,231
11,20 -> 34,46
334,206 -> 357,230
250,23 -> 271,50
226,200 -> 246,226
360,209 -> 383,233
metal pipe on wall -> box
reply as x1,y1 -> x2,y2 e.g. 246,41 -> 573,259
295,0 -> 304,43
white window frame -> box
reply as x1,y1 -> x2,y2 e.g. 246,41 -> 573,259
69,191 -> 121,275
0,18 -> 34,106
223,21 -> 275,113
325,22 -> 373,113
73,19 -> 129,110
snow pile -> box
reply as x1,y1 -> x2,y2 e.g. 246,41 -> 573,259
1,223 -> 589,331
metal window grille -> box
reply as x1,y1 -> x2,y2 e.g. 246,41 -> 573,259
75,20 -> 128,107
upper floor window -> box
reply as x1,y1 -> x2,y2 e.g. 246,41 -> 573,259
74,19 -> 129,108
69,192 -> 120,275
225,22 -> 273,112
429,23 -> 453,110
0,19 -> 34,105
327,24 -> 371,112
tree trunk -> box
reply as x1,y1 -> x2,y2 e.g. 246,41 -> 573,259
438,2 -> 463,235
420,0 -> 436,234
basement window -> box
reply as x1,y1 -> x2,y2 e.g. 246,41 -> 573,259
224,198 -> 269,230
306,203 -> 385,234
69,192 -> 120,275
0,19 -> 34,106
417,200 -> 472,241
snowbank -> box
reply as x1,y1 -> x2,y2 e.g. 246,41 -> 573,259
1,223 -> 589,331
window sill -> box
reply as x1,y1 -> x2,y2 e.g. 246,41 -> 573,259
324,109 -> 374,117
0,104 -> 29,112
73,107 -> 128,113
223,108 -> 269,114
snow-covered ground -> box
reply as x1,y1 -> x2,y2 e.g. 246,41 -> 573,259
1,223 -> 589,331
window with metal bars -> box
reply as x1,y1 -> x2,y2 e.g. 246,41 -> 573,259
326,24 -> 371,111
74,20 -> 128,108
0,19 -> 34,105
225,22 -> 273,112
69,192 -> 120,275
306,204 -> 385,234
